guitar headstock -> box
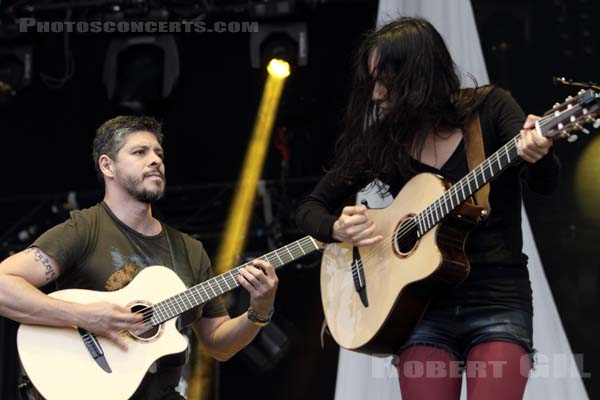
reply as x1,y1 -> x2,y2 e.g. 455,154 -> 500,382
538,88 -> 600,142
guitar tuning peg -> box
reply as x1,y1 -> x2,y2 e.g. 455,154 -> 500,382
574,124 -> 590,134
565,96 -> 574,102
560,131 -> 570,140
553,102 -> 561,108
567,134 -> 579,142
594,119 -> 600,129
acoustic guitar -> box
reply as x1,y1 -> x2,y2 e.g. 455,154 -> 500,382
17,236 -> 322,400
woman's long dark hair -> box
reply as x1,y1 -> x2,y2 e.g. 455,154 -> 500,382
331,17 -> 490,188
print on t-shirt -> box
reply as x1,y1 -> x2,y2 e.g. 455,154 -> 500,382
105,246 -> 166,291
105,262 -> 143,291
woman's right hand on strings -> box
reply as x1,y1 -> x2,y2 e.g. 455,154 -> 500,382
332,205 -> 383,246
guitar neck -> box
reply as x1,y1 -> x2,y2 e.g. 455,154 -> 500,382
415,136 -> 520,236
149,236 -> 320,324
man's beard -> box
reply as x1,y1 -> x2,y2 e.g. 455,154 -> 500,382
122,174 -> 166,203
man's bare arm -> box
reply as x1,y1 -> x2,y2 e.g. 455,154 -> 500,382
0,247 -> 143,349
192,259 -> 278,361
193,314 -> 264,362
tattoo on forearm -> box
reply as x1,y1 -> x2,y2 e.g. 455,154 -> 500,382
27,248 -> 57,282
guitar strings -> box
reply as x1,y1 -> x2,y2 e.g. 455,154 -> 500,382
393,137 -> 518,244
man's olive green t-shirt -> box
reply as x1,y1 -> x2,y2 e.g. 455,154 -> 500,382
32,202 -> 227,318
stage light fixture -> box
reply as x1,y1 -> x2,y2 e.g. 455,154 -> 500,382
103,35 -> 179,112
250,22 -> 307,69
249,1 -> 295,18
0,45 -> 32,104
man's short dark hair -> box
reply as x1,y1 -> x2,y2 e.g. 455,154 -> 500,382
93,115 -> 163,181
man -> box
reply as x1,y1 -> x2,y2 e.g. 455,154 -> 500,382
0,116 -> 278,399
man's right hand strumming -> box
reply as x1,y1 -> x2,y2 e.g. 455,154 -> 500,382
75,301 -> 145,350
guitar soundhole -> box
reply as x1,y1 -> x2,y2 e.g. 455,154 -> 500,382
127,302 -> 162,342
395,218 -> 419,255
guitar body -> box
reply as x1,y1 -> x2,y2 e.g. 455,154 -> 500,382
17,266 -> 190,400
321,173 -> 482,354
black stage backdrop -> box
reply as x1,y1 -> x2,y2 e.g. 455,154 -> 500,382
1,0 -> 599,398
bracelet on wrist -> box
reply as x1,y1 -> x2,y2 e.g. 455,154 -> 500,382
247,305 -> 274,327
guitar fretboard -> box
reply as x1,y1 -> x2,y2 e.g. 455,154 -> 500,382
149,236 -> 319,325
414,136 -> 520,237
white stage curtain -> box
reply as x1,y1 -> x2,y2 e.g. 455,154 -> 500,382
333,1 -> 589,399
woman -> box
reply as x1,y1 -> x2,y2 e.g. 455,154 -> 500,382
295,17 -> 559,400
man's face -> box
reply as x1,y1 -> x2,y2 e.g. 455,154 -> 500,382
112,131 -> 166,203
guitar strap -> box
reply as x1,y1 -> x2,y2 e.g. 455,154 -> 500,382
163,224 -> 203,327
463,112 -> 491,217
163,224 -> 198,283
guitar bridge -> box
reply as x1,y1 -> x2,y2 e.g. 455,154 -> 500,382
78,328 -> 112,373
351,247 -> 369,307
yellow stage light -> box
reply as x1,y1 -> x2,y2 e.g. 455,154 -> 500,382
575,136 -> 600,224
191,57 -> 291,400
267,59 -> 291,79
